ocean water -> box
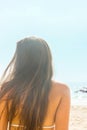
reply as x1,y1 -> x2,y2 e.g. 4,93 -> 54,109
67,82 -> 87,106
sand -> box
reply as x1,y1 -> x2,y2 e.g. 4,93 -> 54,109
69,105 -> 87,130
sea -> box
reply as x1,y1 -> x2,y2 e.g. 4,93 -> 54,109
67,82 -> 87,106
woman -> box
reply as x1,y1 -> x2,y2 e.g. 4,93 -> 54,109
0,36 -> 70,130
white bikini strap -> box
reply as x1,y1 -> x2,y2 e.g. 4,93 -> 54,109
8,122 -> 55,129
42,124 -> 55,128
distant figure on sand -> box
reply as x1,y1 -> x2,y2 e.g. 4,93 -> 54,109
75,87 -> 87,93
0,36 -> 70,130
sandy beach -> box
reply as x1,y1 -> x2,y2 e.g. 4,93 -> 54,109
69,105 -> 87,130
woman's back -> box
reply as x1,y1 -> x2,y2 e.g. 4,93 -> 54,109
9,81 -> 70,130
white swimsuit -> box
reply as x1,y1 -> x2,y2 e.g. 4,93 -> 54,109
7,122 -> 55,129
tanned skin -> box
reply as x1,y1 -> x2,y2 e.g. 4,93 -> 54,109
0,81 -> 70,130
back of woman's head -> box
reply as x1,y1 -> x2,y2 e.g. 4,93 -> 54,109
0,36 -> 53,130
1,36 -> 52,85
14,36 -> 52,84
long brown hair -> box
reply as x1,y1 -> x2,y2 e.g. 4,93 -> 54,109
0,36 -> 53,130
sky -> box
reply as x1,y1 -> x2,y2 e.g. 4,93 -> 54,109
0,0 -> 87,82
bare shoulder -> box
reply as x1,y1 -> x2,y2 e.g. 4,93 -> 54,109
52,81 -> 71,130
51,80 -> 70,98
